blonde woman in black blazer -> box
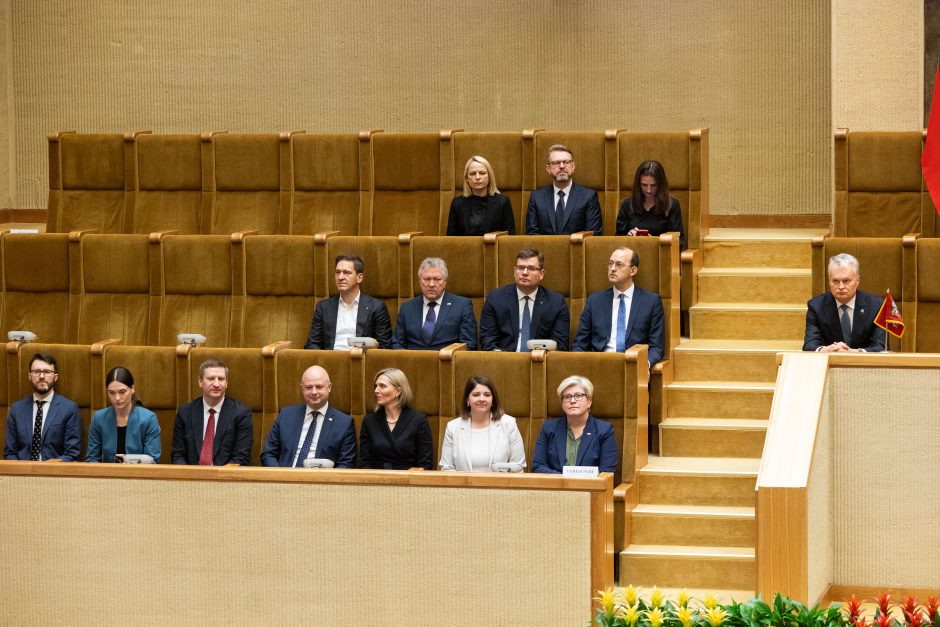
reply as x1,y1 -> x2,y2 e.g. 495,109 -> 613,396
359,368 -> 433,470
446,155 -> 515,236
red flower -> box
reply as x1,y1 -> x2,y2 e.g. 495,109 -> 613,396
852,617 -> 870,627
903,597 -> 920,616
927,597 -> 939,622
846,594 -> 864,620
875,612 -> 893,627
877,593 -> 892,617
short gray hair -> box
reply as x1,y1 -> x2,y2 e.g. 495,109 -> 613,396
556,375 -> 594,401
418,257 -> 448,279
828,253 -> 859,275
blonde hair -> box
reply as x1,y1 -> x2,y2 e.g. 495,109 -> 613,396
462,155 -> 500,197
374,367 -> 412,410
556,375 -> 594,401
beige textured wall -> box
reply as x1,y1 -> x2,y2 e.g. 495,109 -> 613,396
0,1 -> 12,207
829,367 -> 940,589
9,1 -> 831,214
832,0 -> 924,131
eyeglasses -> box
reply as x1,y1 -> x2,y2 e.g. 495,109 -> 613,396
561,392 -> 588,402
514,264 -> 543,273
608,260 -> 633,270
548,159 -> 574,167
29,369 -> 55,377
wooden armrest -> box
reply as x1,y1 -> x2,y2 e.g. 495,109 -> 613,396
261,340 -> 293,356
313,230 -> 341,243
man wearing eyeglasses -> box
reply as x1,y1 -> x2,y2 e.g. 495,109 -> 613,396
479,247 -> 570,351
573,247 -> 665,365
392,257 -> 478,350
525,144 -> 603,236
4,353 -> 82,461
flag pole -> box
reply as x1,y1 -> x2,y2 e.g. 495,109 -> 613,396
885,289 -> 890,352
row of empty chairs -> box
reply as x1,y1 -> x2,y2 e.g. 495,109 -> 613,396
0,231 -> 680,353
0,341 -> 649,488
47,129 -> 709,246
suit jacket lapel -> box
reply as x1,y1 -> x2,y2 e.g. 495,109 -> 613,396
40,397 -> 60,440
554,419 -> 567,468
431,294 -> 453,342
192,400 -> 205,455
212,399 -> 231,458
314,408 -> 334,457
355,296 -> 370,336
528,286 -> 545,336
283,407 -> 305,461
561,184 -> 580,230
323,296 -> 339,348
602,289 -> 614,345
576,417 -> 598,466
458,419 -> 474,470
852,295 -> 868,345
625,289 -> 641,343
508,288 -> 521,345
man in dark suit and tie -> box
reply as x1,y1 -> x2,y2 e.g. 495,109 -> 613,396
525,144 -> 603,236
305,254 -> 393,350
479,247 -> 570,351
573,247 -> 665,365
260,365 -> 356,468
171,358 -> 253,465
392,257 -> 478,350
4,352 -> 82,461
803,253 -> 885,352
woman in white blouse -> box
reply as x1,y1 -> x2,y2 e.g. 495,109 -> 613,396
439,375 -> 526,472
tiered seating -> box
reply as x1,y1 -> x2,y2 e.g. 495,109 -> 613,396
288,133 -> 365,235
209,133 -> 288,235
1,233 -> 74,344
132,133 -> 204,233
912,238 -> 940,352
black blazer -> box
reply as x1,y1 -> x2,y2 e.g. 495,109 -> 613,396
446,194 -> 515,236
615,197 -> 686,250
803,290 -> 886,352
525,183 -> 603,236
171,396 -> 253,465
479,284 -> 571,351
305,293 -> 393,349
359,406 -> 433,470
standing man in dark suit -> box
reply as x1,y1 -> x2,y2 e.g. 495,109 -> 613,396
525,144 -> 603,236
479,247 -> 570,351
305,254 -> 393,350
392,257 -> 478,350
172,358 -> 253,465
573,247 -> 665,365
260,365 -> 356,468
4,352 -> 82,461
803,253 -> 886,352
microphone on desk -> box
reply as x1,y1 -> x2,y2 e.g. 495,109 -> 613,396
491,462 -> 524,473
302,458 -> 336,469
122,454 -> 155,464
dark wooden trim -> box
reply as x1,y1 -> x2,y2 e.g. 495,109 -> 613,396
0,208 -> 47,224
708,214 -> 831,229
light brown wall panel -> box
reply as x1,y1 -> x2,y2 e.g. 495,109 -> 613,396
11,1 -> 831,214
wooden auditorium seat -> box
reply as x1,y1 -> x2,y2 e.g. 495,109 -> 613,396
237,235 -> 317,348
834,129 -> 936,237
368,132 -> 451,236
0,233 -> 75,344
288,133 -> 365,235
74,233 -> 156,345
318,234 -> 408,322
810,235 -> 916,352
410,236 -> 488,319
47,131 -> 128,233
913,238 -> 940,352
131,133 -> 205,234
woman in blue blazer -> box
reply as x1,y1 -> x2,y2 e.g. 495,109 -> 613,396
532,375 -> 618,473
86,366 -> 162,463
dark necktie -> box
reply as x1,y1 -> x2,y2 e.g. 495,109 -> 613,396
30,400 -> 46,461
422,301 -> 437,344
295,411 -> 320,467
840,303 -> 852,343
198,408 -> 216,466
519,296 -> 532,351
555,190 -> 566,234
616,293 -> 627,352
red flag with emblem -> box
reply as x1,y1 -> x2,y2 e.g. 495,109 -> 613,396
873,290 -> 905,339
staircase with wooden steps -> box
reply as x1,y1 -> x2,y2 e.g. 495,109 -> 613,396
620,228 -> 824,599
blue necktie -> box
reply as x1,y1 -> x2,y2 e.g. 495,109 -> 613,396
295,411 -> 319,467
555,190 -> 566,234
616,293 -> 626,352
840,303 -> 852,343
519,296 -> 532,351
422,301 -> 437,344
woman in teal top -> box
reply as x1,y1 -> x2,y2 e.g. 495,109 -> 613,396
86,366 -> 162,463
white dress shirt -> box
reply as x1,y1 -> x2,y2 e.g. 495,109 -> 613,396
291,403 -> 328,467
605,284 -> 635,352
333,293 -> 360,350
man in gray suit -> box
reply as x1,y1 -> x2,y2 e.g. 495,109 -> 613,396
305,254 -> 393,350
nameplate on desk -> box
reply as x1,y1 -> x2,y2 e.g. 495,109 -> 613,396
562,466 -> 599,478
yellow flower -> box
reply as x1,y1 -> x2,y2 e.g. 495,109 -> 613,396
645,607 -> 665,627
703,594 -> 719,609
623,584 -> 638,607
677,588 -> 691,608
649,586 -> 664,608
595,588 -> 616,615
676,606 -> 695,627
623,604 -> 641,627
703,606 -> 728,627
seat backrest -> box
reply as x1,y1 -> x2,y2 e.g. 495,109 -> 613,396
915,239 -> 940,352
290,133 -> 363,235
834,130 -> 935,237
132,134 -> 204,234
321,235 -> 404,322
533,131 -> 616,228
239,235 -> 316,348
77,234 -> 154,345
47,132 -> 126,233
1,233 -> 74,344
370,133 -> 445,235
411,236 -> 487,319
158,235 -> 234,347
451,132 -> 528,233
210,133 -> 283,234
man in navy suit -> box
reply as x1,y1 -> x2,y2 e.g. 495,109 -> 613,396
171,358 -> 253,465
4,352 -> 82,461
305,254 -> 392,350
573,247 -> 665,365
479,247 -> 570,351
803,253 -> 886,352
261,365 -> 356,468
525,144 -> 603,236
392,257 -> 478,350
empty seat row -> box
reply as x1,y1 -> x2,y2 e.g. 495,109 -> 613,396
0,231 -> 680,355
47,129 -> 709,247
